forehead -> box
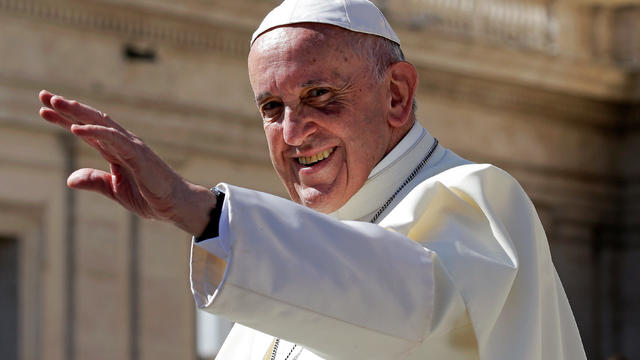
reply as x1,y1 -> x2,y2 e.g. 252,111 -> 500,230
248,25 -> 365,95
250,24 -> 351,62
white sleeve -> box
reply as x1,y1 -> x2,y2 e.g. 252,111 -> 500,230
190,184 -> 436,359
192,194 -> 231,260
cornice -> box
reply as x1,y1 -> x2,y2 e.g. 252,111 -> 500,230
415,64 -> 627,131
380,0 -> 557,54
0,0 -> 252,57
402,28 -> 639,98
402,30 -> 639,130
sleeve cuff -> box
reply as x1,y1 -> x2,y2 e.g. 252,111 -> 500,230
195,187 -> 225,242
193,186 -> 231,260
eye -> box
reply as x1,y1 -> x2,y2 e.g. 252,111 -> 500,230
262,101 -> 281,111
260,100 -> 283,120
307,88 -> 330,98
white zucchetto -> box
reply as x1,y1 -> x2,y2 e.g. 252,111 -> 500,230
251,0 -> 401,46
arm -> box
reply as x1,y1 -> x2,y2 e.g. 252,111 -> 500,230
192,184 -> 439,359
38,90 -> 216,236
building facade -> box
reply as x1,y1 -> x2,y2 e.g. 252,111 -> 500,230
0,0 -> 638,359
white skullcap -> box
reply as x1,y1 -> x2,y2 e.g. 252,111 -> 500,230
251,0 -> 400,46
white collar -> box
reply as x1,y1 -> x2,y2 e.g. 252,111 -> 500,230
368,122 -> 424,179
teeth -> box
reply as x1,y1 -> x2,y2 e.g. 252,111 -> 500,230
297,147 -> 334,165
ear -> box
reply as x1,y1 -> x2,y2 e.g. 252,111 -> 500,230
386,61 -> 418,128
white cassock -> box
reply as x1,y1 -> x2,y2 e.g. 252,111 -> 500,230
190,123 -> 587,359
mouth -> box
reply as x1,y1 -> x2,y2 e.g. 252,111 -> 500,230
296,147 -> 335,167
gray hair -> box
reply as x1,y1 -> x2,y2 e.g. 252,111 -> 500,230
347,34 -> 406,82
344,32 -> 418,119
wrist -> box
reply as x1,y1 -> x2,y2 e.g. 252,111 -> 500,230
174,182 -> 218,236
195,187 -> 225,241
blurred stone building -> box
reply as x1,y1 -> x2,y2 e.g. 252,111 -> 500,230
0,0 -> 638,359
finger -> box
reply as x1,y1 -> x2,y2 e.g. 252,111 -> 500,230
71,124 -> 177,203
50,95 -> 125,131
40,107 -> 117,163
79,133 -> 120,164
39,90 -> 56,109
70,124 -> 140,169
50,96 -> 86,125
67,168 -> 116,200
39,107 -> 74,130
42,116 -> 120,164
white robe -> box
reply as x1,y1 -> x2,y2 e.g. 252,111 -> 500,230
190,124 -> 586,359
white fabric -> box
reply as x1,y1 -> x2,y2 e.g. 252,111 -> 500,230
190,123 -> 586,359
251,0 -> 401,46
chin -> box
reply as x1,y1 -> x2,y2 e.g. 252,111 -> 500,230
294,186 -> 343,214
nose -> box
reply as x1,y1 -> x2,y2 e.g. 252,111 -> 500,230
282,106 -> 317,146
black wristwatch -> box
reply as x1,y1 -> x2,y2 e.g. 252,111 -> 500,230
194,187 -> 225,242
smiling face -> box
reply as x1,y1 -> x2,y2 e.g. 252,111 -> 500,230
248,24 -> 398,213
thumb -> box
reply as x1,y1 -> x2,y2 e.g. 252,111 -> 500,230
67,168 -> 115,200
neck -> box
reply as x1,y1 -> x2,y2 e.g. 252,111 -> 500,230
384,119 -> 415,157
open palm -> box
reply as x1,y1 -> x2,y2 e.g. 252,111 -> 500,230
39,90 -> 215,235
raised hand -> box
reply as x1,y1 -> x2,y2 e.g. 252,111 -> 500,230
38,90 -> 216,236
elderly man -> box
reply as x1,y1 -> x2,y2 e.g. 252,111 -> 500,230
38,0 -> 586,359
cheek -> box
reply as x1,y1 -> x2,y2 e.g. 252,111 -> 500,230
264,124 -> 281,152
264,125 -> 288,169
343,114 -> 388,168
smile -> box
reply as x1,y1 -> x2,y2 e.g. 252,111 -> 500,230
297,147 -> 335,166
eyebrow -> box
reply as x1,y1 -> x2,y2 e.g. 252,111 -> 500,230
255,92 -> 273,104
254,79 -> 339,103
300,79 -> 327,88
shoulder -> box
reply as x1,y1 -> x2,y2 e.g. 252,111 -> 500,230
401,163 -> 527,210
416,163 -> 530,210
429,163 -> 516,186
380,163 -> 536,240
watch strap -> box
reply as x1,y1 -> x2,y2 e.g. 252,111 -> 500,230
194,187 -> 225,242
